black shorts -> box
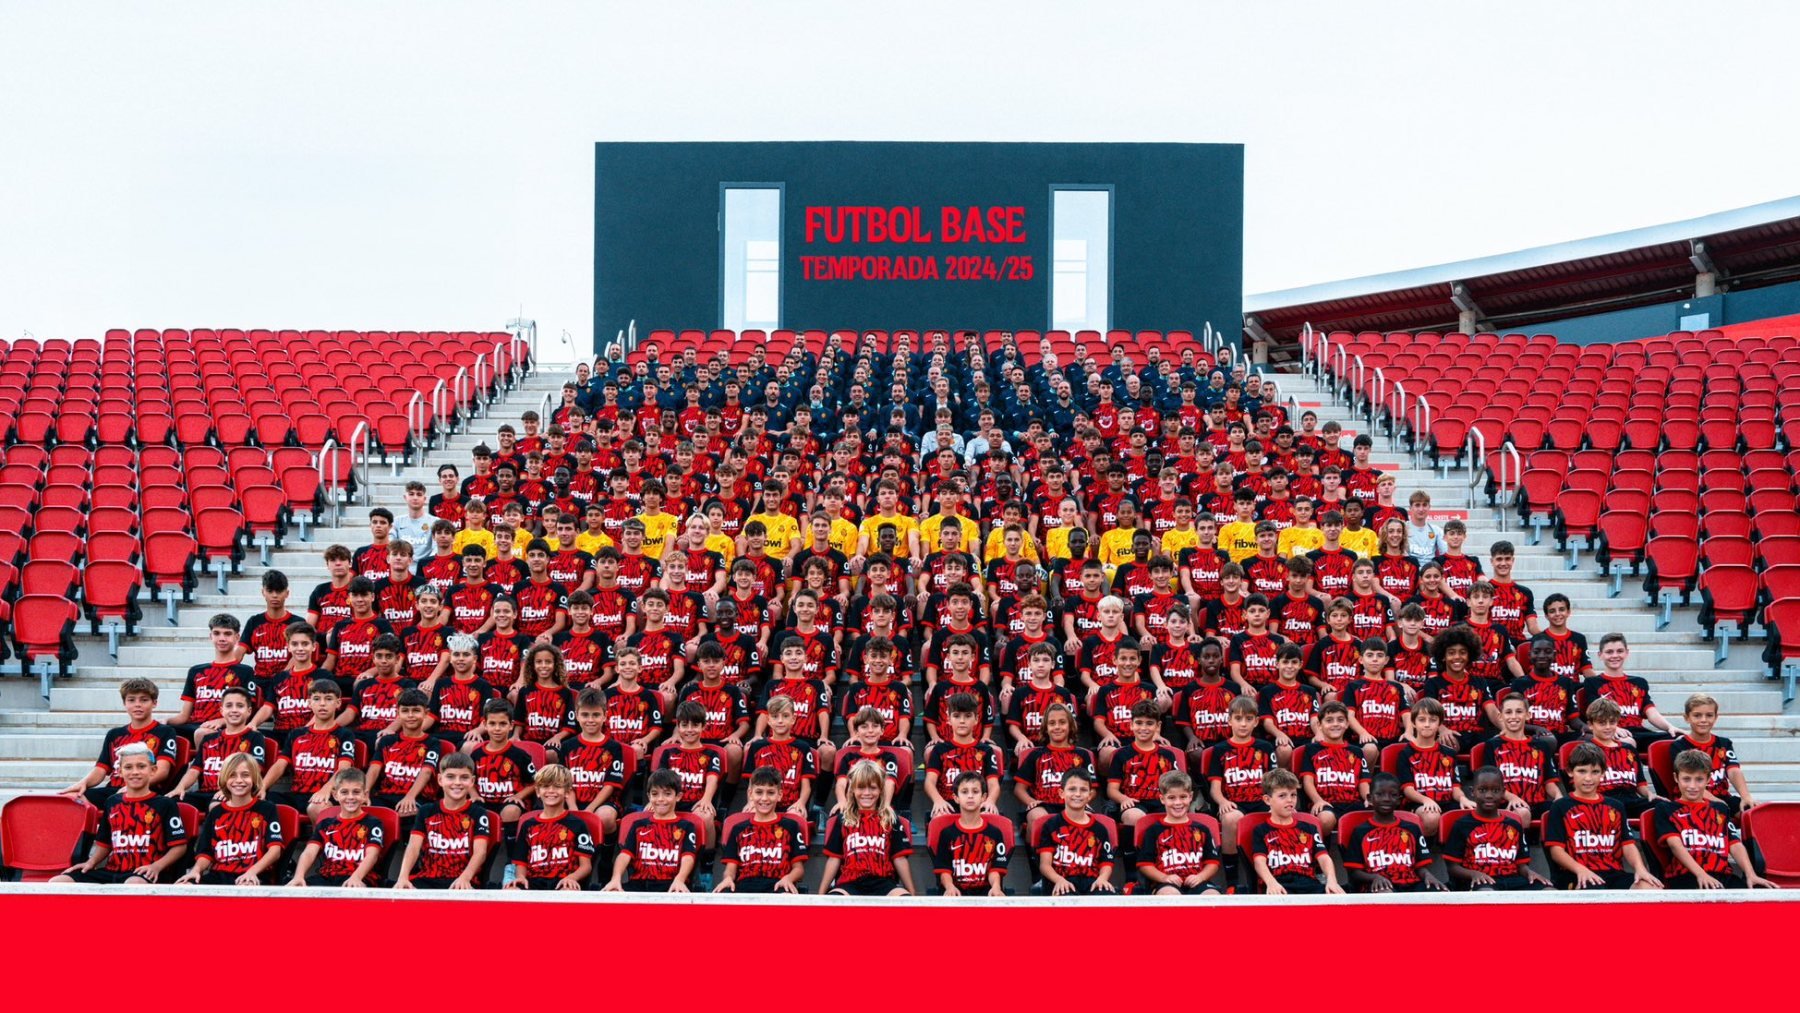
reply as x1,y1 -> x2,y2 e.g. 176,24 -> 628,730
1149,880 -> 1223,895
1231,800 -> 1270,816
1054,876 -> 1111,896
1323,801 -> 1366,819
181,790 -> 221,811
1553,867 -> 1638,890
82,786 -> 120,810
832,875 -> 900,897
623,877 -> 681,893
404,876 -> 459,890
370,793 -> 408,811
195,870 -> 261,886
1471,873 -> 1550,892
730,876 -> 792,894
1123,799 -> 1165,817
1603,792 -> 1656,818
62,869 -> 148,885
304,873 -> 356,887
1272,874 -> 1325,894
1663,872 -> 1746,891
523,876 -> 590,891
265,789 -> 318,813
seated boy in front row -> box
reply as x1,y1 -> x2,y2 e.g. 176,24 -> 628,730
1440,767 -> 1551,891
1248,768 -> 1344,895
1544,743 -> 1661,890
1652,750 -> 1776,890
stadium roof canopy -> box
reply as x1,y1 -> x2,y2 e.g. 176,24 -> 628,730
1244,195 -> 1800,343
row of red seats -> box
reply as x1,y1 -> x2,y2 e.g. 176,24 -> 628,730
635,328 -> 1207,369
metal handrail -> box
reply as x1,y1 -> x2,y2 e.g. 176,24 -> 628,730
346,420 -> 372,507
1464,425 -> 1487,509
1370,366 -> 1386,429
1390,380 -> 1407,453
472,355 -> 491,417
1497,440 -> 1523,532
1414,394 -> 1434,468
453,366 -> 472,428
430,380 -> 449,450
1334,343 -> 1347,390
407,391 -> 427,458
318,437 -> 340,526
1352,355 -> 1367,414
538,390 -> 555,427
492,340 -> 511,387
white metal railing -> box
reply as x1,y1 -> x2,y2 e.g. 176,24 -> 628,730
1414,394 -> 1433,468
1334,342 -> 1347,392
537,390 -> 554,427
430,380 -> 449,450
1389,380 -> 1407,453
346,420 -> 372,507
1370,367 -> 1386,430
407,391 -> 427,463
473,355 -> 491,416
1300,323 -> 1316,381
1496,440 -> 1522,532
1464,425 -> 1487,509
492,340 -> 511,388
318,437 -> 339,521
1351,355 -> 1367,415
453,367 -> 472,429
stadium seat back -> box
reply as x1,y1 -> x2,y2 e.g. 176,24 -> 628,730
1742,802 -> 1800,886
0,795 -> 99,879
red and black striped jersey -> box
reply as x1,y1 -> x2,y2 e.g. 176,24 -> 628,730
547,549 -> 594,590
1077,631 -> 1131,688
260,666 -> 327,732
1374,555 -> 1419,600
515,685 -> 575,743
724,814 -> 808,882
1484,735 -> 1556,805
1441,813 -> 1527,877
837,680 -> 912,742
1005,684 -> 1079,746
282,726 -> 356,794
1403,593 -> 1466,639
98,792 -> 189,873
925,739 -> 1003,798
326,615 -> 396,684
1506,674 -> 1581,735
743,737 -> 817,808
513,579 -> 568,638
1107,743 -> 1183,803
238,611 -> 297,681
1487,580 -> 1536,643
920,680 -> 995,741
312,811 -> 383,879
94,723 -> 182,787
309,582 -> 353,629
374,574 -> 424,628
1434,553 -> 1483,597
1136,818 -> 1220,877
1424,674 -> 1494,739
1036,812 -> 1114,879
1179,546 -> 1229,599
445,582 -> 496,634
1258,682 -> 1320,741
1062,592 -> 1106,639
1094,681 -> 1157,738
1250,818 -> 1326,879
370,733 -> 441,800
351,543 -> 390,583
1343,678 -> 1407,741
1306,547 -> 1358,598
192,729 -> 274,792
626,628 -> 685,688
1545,795 -> 1632,872
407,801 -> 492,880
486,557 -> 527,596
509,811 -> 595,881
1204,738 -> 1275,804
932,819 -> 1010,890
615,553 -> 660,597
1345,592 -> 1393,640
622,814 -> 700,883
1179,681 -> 1237,744
588,585 -> 636,640
648,732 -> 724,800
1299,740 -> 1368,803
1345,818 -> 1432,886
779,625 -> 838,683
1385,635 -> 1433,694
560,735 -> 626,805
1228,630 -> 1286,687
475,630 -> 532,687
1669,733 -> 1740,800
1653,798 -> 1739,878
1245,555 -> 1288,598
1578,674 -> 1655,729
826,810 -> 911,885
181,662 -> 259,724
604,685 -> 666,742
429,675 -> 493,737
1305,635 -> 1363,696
552,628 -> 612,687
1149,640 -> 1201,691
1268,593 -> 1328,647
351,675 -> 416,733
1132,591 -> 1185,645
1395,741 -> 1458,802
658,589 -> 709,642
418,554 -> 461,596
678,682 -> 749,742
1015,745 -> 1094,806
1538,628 -> 1592,679
1591,739 -> 1645,795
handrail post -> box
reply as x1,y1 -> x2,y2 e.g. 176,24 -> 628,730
430,380 -> 449,450
1351,355 -> 1367,415
1414,394 -> 1433,469
1299,323 -> 1312,379
347,421 -> 371,507
1498,440 -> 1523,532
473,355 -> 491,417
538,391 -> 554,427
453,367 -> 471,430
492,340 -> 511,388
1464,426 -> 1487,509
1391,381 -> 1407,453
318,438 -> 340,528
1334,344 -> 1347,400
1370,366 -> 1385,430
407,391 -> 426,468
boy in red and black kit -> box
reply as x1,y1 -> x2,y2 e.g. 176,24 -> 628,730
60,678 -> 182,808
282,679 -> 358,819
1579,633 -> 1678,750
1035,767 -> 1117,896
1342,637 -> 1408,769
1106,700 -> 1185,832
325,577 -> 397,693
605,769 -> 700,892
237,570 -> 297,683
1227,594 -> 1287,692
1442,767 -> 1550,891
1654,749 -> 1775,889
1670,693 -> 1756,814
1298,701 -> 1368,839
1256,644 -> 1318,765
1485,541 -> 1539,643
1205,695 -> 1275,880
1343,773 -> 1442,893
1510,636 -> 1584,746
53,743 -> 189,885
366,688 -> 442,817
924,694 -> 1004,817
170,614 -> 260,742
469,699 -> 539,830
1394,698 -> 1467,836
1545,742 -> 1661,890
394,752 -> 492,890
508,764 -> 596,890
167,686 -> 274,810
1136,771 -> 1223,895
1249,768 -> 1343,895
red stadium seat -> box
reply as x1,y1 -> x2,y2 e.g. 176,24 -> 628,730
1741,803 -> 1800,887
0,795 -> 99,881
10,594 -> 80,690
1697,565 -> 1758,665
82,560 -> 142,657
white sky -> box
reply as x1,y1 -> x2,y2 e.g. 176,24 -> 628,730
4,1 -> 1798,358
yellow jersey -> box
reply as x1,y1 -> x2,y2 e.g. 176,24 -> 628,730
1160,527 -> 1200,559
750,511 -> 801,560
1341,527 -> 1380,558
452,528 -> 497,559
1277,525 -> 1325,559
1045,525 -> 1089,562
826,518 -> 860,558
574,529 -> 615,556
919,512 -> 977,555
636,511 -> 681,560
1097,527 -> 1139,570
705,532 -> 737,565
1218,521 -> 1259,563
983,526 -> 1042,563
858,511 -> 918,559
